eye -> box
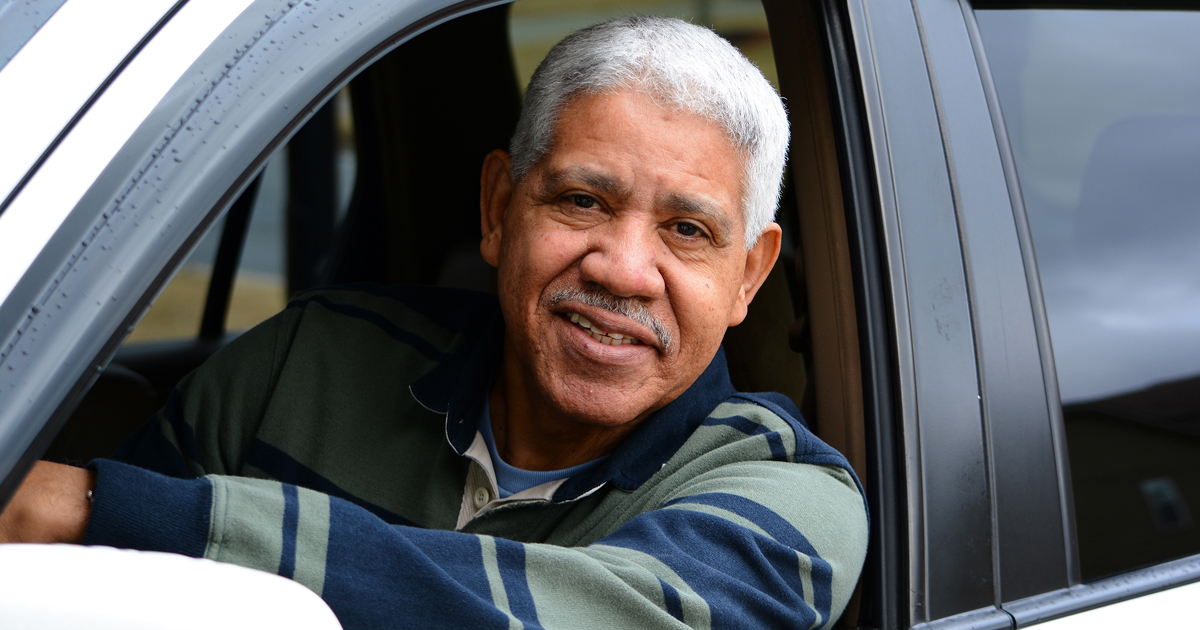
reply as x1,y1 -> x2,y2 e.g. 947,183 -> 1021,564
569,194 -> 598,209
674,222 -> 703,238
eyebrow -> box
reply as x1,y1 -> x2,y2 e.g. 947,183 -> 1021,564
539,166 -> 629,200
662,193 -> 734,241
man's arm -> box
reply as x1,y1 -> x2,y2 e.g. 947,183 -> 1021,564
0,416 -> 866,629
80,454 -> 866,630
0,461 -> 95,544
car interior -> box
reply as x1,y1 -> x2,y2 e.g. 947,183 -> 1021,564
36,0 -> 875,627
43,1 -> 870,491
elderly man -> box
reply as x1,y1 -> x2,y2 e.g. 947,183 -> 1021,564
1,15 -> 867,629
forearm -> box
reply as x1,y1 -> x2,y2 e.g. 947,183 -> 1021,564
83,458 -> 866,630
0,461 -> 96,544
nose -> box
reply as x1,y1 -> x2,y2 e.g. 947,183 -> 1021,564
579,218 -> 666,299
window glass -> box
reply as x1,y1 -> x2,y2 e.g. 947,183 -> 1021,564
124,155 -> 289,344
977,9 -> 1200,580
333,86 -> 356,225
225,153 -> 288,334
123,213 -> 222,344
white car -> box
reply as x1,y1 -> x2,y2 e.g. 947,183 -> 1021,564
1,0 -> 1198,628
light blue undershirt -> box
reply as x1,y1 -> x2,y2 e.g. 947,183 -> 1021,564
479,399 -> 607,498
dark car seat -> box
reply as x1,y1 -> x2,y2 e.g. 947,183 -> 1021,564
329,5 -> 520,291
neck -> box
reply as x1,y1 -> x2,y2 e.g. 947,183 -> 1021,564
489,349 -> 641,471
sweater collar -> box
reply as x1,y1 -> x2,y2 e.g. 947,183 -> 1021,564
409,305 -> 736,500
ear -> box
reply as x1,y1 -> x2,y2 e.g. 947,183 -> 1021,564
727,223 -> 782,327
479,149 -> 514,268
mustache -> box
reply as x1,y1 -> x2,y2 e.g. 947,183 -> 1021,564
549,286 -> 674,353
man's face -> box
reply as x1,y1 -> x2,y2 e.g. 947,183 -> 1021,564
480,89 -> 780,430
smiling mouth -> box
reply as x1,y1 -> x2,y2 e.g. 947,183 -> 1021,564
568,313 -> 641,346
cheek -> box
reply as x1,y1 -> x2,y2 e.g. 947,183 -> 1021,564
528,227 -> 587,273
670,266 -> 744,339
500,224 -> 587,298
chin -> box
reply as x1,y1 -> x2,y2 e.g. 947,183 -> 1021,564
542,375 -> 662,428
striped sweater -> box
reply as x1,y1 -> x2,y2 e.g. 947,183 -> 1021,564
84,285 -> 868,629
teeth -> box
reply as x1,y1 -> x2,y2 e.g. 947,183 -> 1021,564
567,312 -> 639,345
569,313 -> 591,329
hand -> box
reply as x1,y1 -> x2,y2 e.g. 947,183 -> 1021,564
0,461 -> 96,544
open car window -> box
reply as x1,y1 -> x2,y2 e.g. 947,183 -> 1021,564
0,0 -> 876,626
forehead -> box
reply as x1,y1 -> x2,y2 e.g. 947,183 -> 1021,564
538,91 -> 747,224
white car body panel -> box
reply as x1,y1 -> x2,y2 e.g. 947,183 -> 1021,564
0,543 -> 343,629
0,0 -> 257,303
0,0 -> 176,202
1031,580 -> 1200,629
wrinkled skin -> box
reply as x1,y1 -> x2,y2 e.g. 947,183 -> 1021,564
480,89 -> 781,470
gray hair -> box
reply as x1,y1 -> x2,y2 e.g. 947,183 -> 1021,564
509,15 -> 789,247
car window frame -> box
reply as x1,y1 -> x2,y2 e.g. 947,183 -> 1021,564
0,0 -> 508,503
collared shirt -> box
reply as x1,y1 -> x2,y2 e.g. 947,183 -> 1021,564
88,285 -> 870,630
455,398 -> 608,527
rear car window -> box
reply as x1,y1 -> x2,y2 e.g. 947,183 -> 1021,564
976,7 -> 1200,581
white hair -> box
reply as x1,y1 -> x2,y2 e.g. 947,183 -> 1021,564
509,15 -> 789,247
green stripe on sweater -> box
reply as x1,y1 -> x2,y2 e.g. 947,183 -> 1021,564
479,536 -> 524,630
523,543 -> 712,629
204,477 -> 286,574
294,489 -> 331,595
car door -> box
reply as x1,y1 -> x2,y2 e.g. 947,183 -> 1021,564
837,0 -> 1200,628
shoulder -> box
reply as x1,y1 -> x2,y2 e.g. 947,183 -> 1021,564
666,390 -> 870,528
646,391 -> 869,616
653,389 -> 867,517
695,392 -> 859,474
285,284 -> 499,330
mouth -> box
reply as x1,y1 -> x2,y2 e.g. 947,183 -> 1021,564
568,312 -> 642,346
